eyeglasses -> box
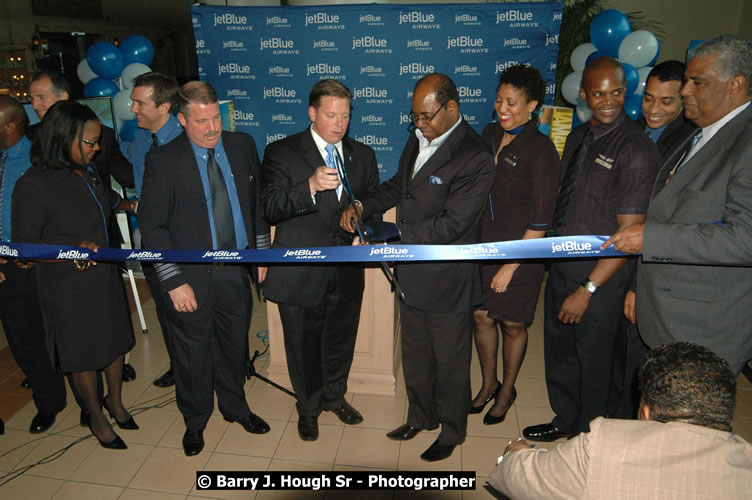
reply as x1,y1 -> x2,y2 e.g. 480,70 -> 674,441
408,101 -> 447,125
81,138 -> 99,147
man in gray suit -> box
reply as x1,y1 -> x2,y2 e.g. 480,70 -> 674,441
604,35 -> 752,373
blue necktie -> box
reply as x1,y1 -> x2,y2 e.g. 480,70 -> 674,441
324,144 -> 343,200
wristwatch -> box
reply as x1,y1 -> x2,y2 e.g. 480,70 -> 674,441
580,278 -> 600,295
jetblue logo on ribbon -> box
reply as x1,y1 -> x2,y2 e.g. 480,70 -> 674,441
0,244 -> 18,257
283,249 -> 325,260
459,246 -> 501,256
399,11 -> 440,29
446,36 -> 488,53
551,240 -> 598,255
305,12 -> 344,30
266,133 -> 286,145
369,247 -> 411,259
127,251 -> 163,261
57,249 -> 89,260
202,250 -> 242,260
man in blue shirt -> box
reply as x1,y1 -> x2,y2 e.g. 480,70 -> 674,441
123,72 -> 183,388
0,95 -> 67,433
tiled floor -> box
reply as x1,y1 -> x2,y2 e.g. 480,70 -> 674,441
1,282 -> 751,499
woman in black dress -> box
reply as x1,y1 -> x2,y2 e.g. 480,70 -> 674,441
12,101 -> 136,448
470,65 -> 560,424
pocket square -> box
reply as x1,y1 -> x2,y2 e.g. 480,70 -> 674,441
429,175 -> 443,185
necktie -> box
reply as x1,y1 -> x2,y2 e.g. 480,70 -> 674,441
552,129 -> 594,231
206,148 -> 236,249
0,150 -> 6,241
324,144 -> 343,200
151,133 -> 159,150
663,130 -> 703,186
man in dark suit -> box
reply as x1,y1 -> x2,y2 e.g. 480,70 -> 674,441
341,73 -> 495,461
604,35 -> 752,374
261,79 -> 380,442
139,81 -> 271,456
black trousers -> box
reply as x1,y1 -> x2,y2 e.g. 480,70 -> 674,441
607,318 -> 650,419
0,262 -> 66,414
400,303 -> 473,446
544,258 -> 634,436
142,262 -> 176,369
167,266 -> 253,431
277,272 -> 363,417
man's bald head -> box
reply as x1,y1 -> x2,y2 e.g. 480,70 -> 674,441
582,57 -> 625,88
411,73 -> 461,142
580,57 -> 627,126
0,95 -> 28,150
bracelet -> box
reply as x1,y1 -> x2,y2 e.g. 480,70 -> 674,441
74,260 -> 92,272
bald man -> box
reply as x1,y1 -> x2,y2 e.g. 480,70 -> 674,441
523,58 -> 660,442
0,95 -> 67,433
341,73 -> 495,461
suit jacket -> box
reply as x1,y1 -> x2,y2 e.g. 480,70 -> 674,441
260,129 -> 381,308
637,104 -> 752,373
489,417 -> 752,499
361,119 -> 495,313
139,131 -> 268,293
637,112 -> 698,159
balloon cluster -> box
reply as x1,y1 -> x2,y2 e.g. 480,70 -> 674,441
76,35 -> 155,141
560,9 -> 660,125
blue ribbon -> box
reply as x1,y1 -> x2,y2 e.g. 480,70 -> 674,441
0,236 -> 631,264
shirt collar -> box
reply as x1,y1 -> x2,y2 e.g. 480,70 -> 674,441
589,112 -> 625,141
701,101 -> 750,140
189,135 -> 225,159
154,114 -> 182,144
415,114 -> 463,151
309,125 -> 343,158
6,135 -> 30,158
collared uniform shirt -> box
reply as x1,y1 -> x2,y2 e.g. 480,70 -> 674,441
124,114 -> 183,198
1,136 -> 31,241
557,113 -> 660,236
413,115 -> 463,176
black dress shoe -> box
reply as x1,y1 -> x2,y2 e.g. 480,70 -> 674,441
386,423 -> 439,441
297,415 -> 319,441
80,409 -> 90,427
20,377 -> 31,389
29,412 -> 56,434
420,439 -> 456,462
522,422 -> 568,442
483,387 -> 517,425
102,395 -> 139,430
153,369 -> 175,388
469,381 -> 500,414
87,421 -> 128,450
182,429 -> 204,456
0,417 -> 4,435
122,363 -> 137,382
327,401 -> 363,425
224,412 -> 270,434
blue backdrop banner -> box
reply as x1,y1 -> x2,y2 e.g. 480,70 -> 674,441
191,2 -> 563,181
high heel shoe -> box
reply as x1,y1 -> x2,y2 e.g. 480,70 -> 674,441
483,387 -> 517,425
469,381 -> 501,414
87,420 -> 128,449
102,395 -> 139,430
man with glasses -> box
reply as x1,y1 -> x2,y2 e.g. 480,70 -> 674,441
261,79 -> 380,442
340,73 -> 494,461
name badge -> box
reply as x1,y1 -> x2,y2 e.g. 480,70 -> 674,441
594,154 -> 614,169
503,153 -> 518,167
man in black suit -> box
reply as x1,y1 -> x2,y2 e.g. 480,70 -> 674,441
341,73 -> 495,461
139,81 -> 271,456
261,79 -> 380,442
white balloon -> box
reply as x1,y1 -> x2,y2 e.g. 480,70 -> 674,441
76,59 -> 97,85
618,30 -> 660,68
570,43 -> 597,72
561,71 -> 582,106
113,88 -> 135,122
120,63 -> 151,89
635,66 -> 653,95
576,96 -> 592,123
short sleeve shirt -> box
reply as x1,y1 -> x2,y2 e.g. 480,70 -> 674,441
558,113 -> 660,236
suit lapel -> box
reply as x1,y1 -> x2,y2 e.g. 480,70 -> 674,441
302,130 -> 339,209
409,120 -> 465,186
176,134 -> 214,245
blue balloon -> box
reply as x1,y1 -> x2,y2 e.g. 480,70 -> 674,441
590,9 -> 631,57
118,119 -> 139,142
84,77 -> 119,98
648,38 -> 661,66
87,41 -> 124,79
624,93 -> 644,120
120,35 -> 155,66
585,50 -> 608,67
622,62 -> 639,95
